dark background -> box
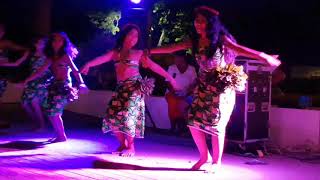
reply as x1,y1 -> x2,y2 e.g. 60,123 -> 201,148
1,0 -> 319,65
1,0 -> 320,105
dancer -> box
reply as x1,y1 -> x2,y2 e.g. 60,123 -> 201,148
0,23 -> 28,128
23,32 -> 88,142
150,6 -> 281,172
81,24 -> 179,157
0,23 -> 29,98
1,37 -> 53,130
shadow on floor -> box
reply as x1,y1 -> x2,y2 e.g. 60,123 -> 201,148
94,159 -> 196,171
0,140 -> 50,150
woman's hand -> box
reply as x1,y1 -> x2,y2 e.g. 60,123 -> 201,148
169,79 -> 182,92
260,53 -> 281,67
78,83 -> 89,94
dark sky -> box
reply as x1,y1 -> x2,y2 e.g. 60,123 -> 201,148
1,0 -> 319,66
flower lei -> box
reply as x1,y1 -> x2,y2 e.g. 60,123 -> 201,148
204,64 -> 248,93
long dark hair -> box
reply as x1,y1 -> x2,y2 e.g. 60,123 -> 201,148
114,24 -> 141,51
191,7 -> 235,58
44,32 -> 78,59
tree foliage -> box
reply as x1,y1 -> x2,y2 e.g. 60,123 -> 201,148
88,10 -> 121,35
88,1 -> 192,47
151,1 -> 193,46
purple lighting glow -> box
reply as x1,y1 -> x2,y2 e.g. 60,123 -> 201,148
130,0 -> 141,4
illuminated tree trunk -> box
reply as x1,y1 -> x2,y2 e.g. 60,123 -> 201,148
157,29 -> 166,46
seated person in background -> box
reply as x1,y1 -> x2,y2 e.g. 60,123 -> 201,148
166,52 -> 197,135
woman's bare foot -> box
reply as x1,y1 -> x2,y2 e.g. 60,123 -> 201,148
191,157 -> 208,170
120,147 -> 135,157
51,137 -> 67,143
48,136 -> 67,143
204,163 -> 221,174
112,145 -> 127,154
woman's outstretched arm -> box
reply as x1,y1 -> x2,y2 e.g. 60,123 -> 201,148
223,35 -> 281,67
81,50 -> 115,75
140,51 -> 180,90
150,41 -> 191,54
0,51 -> 29,67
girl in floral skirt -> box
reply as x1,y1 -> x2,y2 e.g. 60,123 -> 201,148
1,37 -> 53,130
150,6 -> 281,172
23,32 -> 88,142
81,24 -> 179,157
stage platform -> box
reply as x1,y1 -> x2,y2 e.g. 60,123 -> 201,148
0,104 -> 320,180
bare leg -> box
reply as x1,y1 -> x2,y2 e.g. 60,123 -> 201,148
189,127 -> 209,170
120,135 -> 135,157
113,132 -> 126,154
204,132 -> 226,173
207,90 -> 235,172
211,133 -> 226,165
48,115 -> 67,142
31,98 -> 46,130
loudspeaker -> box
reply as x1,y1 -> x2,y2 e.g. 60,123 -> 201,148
226,59 -> 273,143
